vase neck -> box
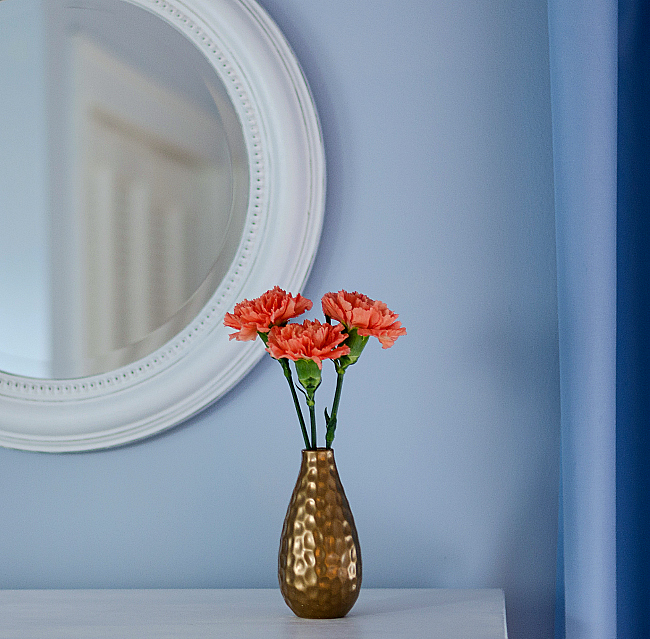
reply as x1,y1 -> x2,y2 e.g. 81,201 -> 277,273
301,448 -> 335,464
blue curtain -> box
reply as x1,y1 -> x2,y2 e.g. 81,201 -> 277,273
617,1 -> 650,637
548,1 -> 617,638
550,0 -> 650,637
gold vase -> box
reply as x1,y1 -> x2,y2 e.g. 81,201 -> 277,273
278,448 -> 362,618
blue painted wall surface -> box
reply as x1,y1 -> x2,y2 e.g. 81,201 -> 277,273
0,1 -> 559,638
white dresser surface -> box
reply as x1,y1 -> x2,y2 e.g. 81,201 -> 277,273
0,588 -> 508,638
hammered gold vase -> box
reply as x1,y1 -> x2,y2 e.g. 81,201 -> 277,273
278,448 -> 361,618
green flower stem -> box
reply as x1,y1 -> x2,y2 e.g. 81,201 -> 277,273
326,369 -> 345,449
279,359 -> 310,449
308,398 -> 317,450
294,359 -> 322,450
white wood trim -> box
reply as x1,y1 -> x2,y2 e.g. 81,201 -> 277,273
0,0 -> 325,452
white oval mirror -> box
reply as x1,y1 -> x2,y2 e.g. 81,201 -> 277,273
0,0 -> 325,451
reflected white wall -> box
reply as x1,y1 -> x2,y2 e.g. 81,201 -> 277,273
0,0 -> 51,377
0,0 -> 234,379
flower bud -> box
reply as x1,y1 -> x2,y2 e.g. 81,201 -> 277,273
295,359 -> 322,394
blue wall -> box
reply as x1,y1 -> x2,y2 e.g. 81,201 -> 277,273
0,1 -> 559,637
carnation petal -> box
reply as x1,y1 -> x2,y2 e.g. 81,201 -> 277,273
224,286 -> 312,341
266,319 -> 350,366
321,290 -> 405,346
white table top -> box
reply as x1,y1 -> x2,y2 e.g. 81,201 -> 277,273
0,588 -> 508,639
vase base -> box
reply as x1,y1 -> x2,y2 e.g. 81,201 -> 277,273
281,585 -> 359,619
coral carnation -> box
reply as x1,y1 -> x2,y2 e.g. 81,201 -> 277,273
224,286 -> 312,341
266,320 -> 350,369
322,290 -> 407,348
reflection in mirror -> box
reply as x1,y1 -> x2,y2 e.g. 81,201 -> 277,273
0,0 -> 248,379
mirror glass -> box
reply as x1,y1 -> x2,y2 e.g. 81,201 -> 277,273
0,0 -> 248,379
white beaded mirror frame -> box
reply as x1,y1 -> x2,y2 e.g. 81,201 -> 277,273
0,0 -> 325,452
